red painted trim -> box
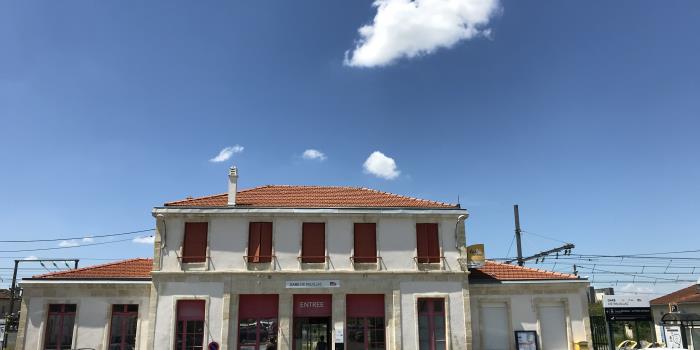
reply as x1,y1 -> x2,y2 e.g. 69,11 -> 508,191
347,294 -> 384,317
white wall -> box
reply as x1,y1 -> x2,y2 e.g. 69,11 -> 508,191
399,281 -> 468,349
159,213 -> 464,273
152,281 -> 225,349
19,282 -> 151,350
470,282 -> 591,350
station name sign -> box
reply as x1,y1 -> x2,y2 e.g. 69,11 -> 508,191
603,296 -> 651,321
285,280 -> 340,289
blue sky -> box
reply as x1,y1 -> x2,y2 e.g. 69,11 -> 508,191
1,1 -> 699,294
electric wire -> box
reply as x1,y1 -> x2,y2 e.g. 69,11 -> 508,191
0,228 -> 154,243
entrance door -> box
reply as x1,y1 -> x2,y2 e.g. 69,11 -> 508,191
294,317 -> 331,350
293,295 -> 332,350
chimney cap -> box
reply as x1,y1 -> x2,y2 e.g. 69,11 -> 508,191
229,166 -> 238,177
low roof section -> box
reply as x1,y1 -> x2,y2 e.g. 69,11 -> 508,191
25,258 -> 579,282
651,284 -> 700,306
25,258 -> 153,281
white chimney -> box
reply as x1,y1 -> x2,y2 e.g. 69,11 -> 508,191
228,166 -> 238,206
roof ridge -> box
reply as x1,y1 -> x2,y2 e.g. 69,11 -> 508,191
31,258 -> 151,279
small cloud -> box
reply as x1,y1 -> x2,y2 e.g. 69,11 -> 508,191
363,151 -> 400,180
302,149 -> 327,161
209,145 -> 244,163
58,240 -> 80,248
132,236 -> 155,244
345,0 -> 500,67
24,255 -> 38,260
82,237 -> 94,243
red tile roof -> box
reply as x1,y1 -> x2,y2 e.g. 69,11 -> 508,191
29,258 -> 152,280
469,261 -> 580,281
651,284 -> 700,305
25,259 -> 578,282
164,185 -> 458,209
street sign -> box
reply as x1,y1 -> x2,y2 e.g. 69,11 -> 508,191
604,307 -> 652,321
208,341 -> 219,350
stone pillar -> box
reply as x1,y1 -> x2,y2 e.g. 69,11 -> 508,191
332,292 -> 345,350
222,292 -> 234,350
392,289 -> 402,349
278,293 -> 293,350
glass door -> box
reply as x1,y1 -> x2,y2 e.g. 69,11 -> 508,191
294,317 -> 331,350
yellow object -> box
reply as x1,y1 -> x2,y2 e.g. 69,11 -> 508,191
466,244 -> 485,268
574,341 -> 589,350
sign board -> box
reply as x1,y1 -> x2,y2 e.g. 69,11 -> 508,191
293,294 -> 332,317
514,330 -> 539,350
466,244 -> 486,268
286,280 -> 340,289
207,341 -> 219,350
603,296 -> 650,308
603,296 -> 652,321
0,319 -> 5,343
604,307 -> 652,321
664,326 -> 684,348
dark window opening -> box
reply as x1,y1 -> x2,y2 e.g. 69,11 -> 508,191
44,304 -> 76,350
109,304 -> 138,350
238,295 -> 279,350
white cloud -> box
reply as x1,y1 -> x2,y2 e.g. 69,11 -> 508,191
302,149 -> 327,161
363,151 -> 401,180
132,236 -> 155,244
24,255 -> 38,260
58,240 -> 80,247
345,0 -> 500,67
209,145 -> 244,163
82,237 -> 94,243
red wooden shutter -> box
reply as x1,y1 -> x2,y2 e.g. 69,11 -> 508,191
248,222 -> 273,263
183,222 -> 208,263
302,223 -> 325,263
416,223 -> 439,263
353,223 -> 377,263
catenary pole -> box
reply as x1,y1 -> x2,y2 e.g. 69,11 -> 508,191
514,205 -> 524,266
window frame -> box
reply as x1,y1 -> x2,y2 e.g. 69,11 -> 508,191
43,304 -> 76,350
108,304 -> 139,350
237,295 -> 279,350
182,222 -> 209,263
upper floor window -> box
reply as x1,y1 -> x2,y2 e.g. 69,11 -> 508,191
416,223 -> 440,263
44,304 -> 76,350
248,222 -> 273,263
301,222 -> 325,263
176,300 -> 205,350
183,222 -> 208,263
109,304 -> 138,350
353,223 -> 377,263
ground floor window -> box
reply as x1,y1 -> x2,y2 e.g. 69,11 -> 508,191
347,295 -> 385,350
417,298 -> 446,350
238,295 -> 279,350
109,304 -> 138,350
44,304 -> 76,350
176,300 -> 205,350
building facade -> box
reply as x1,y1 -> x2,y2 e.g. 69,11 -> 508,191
15,168 -> 592,350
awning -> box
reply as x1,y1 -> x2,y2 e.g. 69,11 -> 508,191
661,312 -> 700,326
